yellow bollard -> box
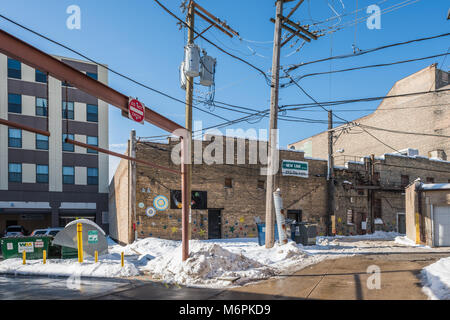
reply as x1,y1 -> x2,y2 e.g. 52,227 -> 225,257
121,252 -> 124,268
77,223 -> 83,263
95,251 -> 98,263
22,250 -> 26,265
43,250 -> 47,264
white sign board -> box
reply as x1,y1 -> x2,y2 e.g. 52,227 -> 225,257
18,242 -> 34,253
282,160 -> 309,178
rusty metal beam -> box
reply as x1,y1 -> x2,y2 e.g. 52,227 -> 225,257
0,118 -> 50,136
0,29 -> 185,135
65,138 -> 180,174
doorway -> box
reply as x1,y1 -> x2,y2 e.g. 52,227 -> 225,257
208,209 -> 222,239
287,210 -> 302,223
397,213 -> 406,234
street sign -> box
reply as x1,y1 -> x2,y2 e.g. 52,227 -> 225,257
88,230 -> 99,244
282,160 -> 308,178
128,97 -> 145,124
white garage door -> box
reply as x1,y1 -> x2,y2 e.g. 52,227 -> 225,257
434,206 -> 450,247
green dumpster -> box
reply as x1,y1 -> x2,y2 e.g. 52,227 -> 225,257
60,246 -> 78,259
0,236 -> 52,260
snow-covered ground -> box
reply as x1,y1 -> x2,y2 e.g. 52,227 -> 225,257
1,231 -> 449,296
421,257 -> 450,300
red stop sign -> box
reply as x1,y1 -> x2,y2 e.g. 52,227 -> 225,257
128,98 -> 145,124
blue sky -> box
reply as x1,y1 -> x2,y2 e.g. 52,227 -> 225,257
1,0 -> 449,178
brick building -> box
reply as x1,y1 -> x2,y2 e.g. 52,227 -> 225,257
109,133 -> 450,244
109,136 -> 329,244
288,65 -> 450,165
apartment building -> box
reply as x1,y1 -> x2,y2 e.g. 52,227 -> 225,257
0,54 -> 109,233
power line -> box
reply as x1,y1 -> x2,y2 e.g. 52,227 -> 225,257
285,32 -> 450,72
282,52 -> 449,87
152,0 -> 270,84
280,88 -> 450,109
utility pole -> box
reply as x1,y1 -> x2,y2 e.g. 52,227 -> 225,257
265,0 -> 317,248
265,0 -> 284,249
327,110 -> 334,236
185,1 -> 195,240
128,129 -> 137,243
181,1 -> 240,240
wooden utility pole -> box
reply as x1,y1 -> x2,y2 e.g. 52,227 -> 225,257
327,111 -> 334,236
185,1 -> 195,240
182,1 -> 240,240
265,0 -> 284,249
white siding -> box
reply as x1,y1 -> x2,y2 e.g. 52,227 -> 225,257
75,134 -> 86,153
22,163 -> 36,184
48,75 -> 62,192
74,102 -> 86,122
22,131 -> 35,150
0,54 -> 8,190
75,166 -> 87,185
21,63 -> 34,82
98,64 -> 109,194
21,95 -> 35,116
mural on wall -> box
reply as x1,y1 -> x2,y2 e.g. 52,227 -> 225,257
153,195 -> 169,211
146,207 -> 156,218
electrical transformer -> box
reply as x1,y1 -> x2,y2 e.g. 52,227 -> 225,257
184,43 -> 200,77
199,54 -> 216,87
180,61 -> 186,90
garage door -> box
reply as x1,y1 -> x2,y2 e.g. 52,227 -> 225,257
434,206 -> 450,247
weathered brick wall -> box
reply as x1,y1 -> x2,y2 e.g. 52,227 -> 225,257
288,65 -> 450,163
333,154 -> 450,235
133,138 -> 329,240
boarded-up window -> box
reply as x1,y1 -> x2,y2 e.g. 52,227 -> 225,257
224,178 -> 232,188
401,175 -> 409,188
257,180 -> 265,190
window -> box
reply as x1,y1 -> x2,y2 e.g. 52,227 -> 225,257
8,94 -> 21,114
257,180 -> 265,190
170,190 -> 207,209
62,134 -> 74,152
36,134 -> 49,150
401,175 -> 409,188
35,69 -> 47,83
426,177 -> 435,184
63,166 -> 75,184
86,104 -> 98,122
8,128 -> 22,148
87,168 -> 98,185
36,98 -> 48,116
7,58 -> 21,79
8,163 -> 22,183
224,178 -> 232,188
87,72 -> 98,80
62,81 -> 72,87
62,101 -> 74,119
87,136 -> 98,154
36,165 -> 49,183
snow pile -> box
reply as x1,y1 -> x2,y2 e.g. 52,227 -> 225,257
0,257 -> 139,278
421,257 -> 450,300
316,231 -> 401,243
141,239 -> 307,287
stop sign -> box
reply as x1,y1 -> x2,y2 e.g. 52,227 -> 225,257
128,98 -> 145,124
